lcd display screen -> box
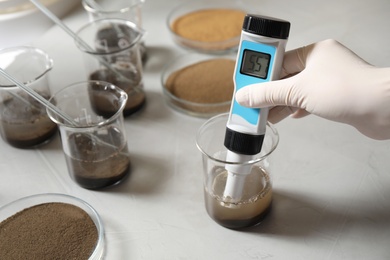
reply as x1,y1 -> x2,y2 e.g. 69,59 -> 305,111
240,49 -> 271,79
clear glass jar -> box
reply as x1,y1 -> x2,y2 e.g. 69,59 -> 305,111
196,113 -> 279,229
82,0 -> 147,62
0,46 -> 57,148
75,18 -> 146,117
47,81 -> 131,190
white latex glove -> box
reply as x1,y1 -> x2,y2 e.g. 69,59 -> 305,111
235,39 -> 390,140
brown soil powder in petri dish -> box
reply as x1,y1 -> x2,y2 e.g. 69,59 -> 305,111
165,58 -> 235,114
0,202 -> 98,260
171,9 -> 246,50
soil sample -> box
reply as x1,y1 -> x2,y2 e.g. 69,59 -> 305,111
90,23 -> 146,116
0,92 -> 57,148
89,66 -> 145,117
65,126 -> 131,190
171,9 -> 246,51
164,58 -> 235,115
0,202 -> 98,260
204,166 -> 272,229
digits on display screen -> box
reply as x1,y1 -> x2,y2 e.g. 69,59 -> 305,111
240,49 -> 270,79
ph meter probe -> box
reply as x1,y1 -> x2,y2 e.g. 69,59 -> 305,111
224,14 -> 290,201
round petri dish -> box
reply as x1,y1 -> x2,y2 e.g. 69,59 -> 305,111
167,0 -> 250,54
161,52 -> 236,118
0,193 -> 104,260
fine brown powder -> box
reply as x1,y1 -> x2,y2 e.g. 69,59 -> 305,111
171,9 -> 245,43
165,58 -> 235,114
165,58 -> 235,103
0,202 -> 99,260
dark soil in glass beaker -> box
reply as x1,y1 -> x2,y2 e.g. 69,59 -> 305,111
0,92 -> 57,148
89,68 -> 146,117
64,127 -> 131,190
204,166 -> 273,229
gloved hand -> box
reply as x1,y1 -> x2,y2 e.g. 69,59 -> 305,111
235,39 -> 390,140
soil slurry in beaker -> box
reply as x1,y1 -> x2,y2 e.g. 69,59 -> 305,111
204,165 -> 272,229
76,19 -> 146,117
65,126 -> 131,190
0,46 -> 57,148
89,66 -> 145,117
47,81 -> 131,190
0,91 -> 57,148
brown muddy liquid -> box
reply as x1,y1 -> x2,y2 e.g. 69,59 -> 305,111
92,25 -> 146,116
0,92 -> 57,148
204,166 -> 272,229
65,126 -> 131,189
89,69 -> 146,117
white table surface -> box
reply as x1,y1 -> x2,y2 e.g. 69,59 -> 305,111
1,0 -> 390,259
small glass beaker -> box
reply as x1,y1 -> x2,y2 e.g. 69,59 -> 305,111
47,81 -> 131,190
0,46 -> 57,148
81,0 -> 147,61
196,113 -> 279,229
75,18 -> 146,117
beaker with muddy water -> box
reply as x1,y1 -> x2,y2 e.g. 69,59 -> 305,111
81,0 -> 147,61
47,81 -> 131,190
0,46 -> 57,148
75,18 -> 146,117
196,113 -> 279,229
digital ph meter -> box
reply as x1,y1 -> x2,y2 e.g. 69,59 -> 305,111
224,14 -> 290,201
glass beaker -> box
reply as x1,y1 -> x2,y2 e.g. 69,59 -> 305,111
81,0 -> 147,61
75,18 -> 146,117
47,81 -> 131,190
0,46 -> 57,148
196,113 -> 279,229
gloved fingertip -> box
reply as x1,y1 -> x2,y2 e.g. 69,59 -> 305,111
235,88 -> 251,106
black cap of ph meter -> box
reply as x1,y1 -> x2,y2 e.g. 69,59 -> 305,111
224,128 -> 265,155
243,14 -> 290,39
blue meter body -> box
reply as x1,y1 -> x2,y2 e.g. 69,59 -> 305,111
223,14 -> 290,201
224,14 -> 290,156
232,41 -> 276,125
